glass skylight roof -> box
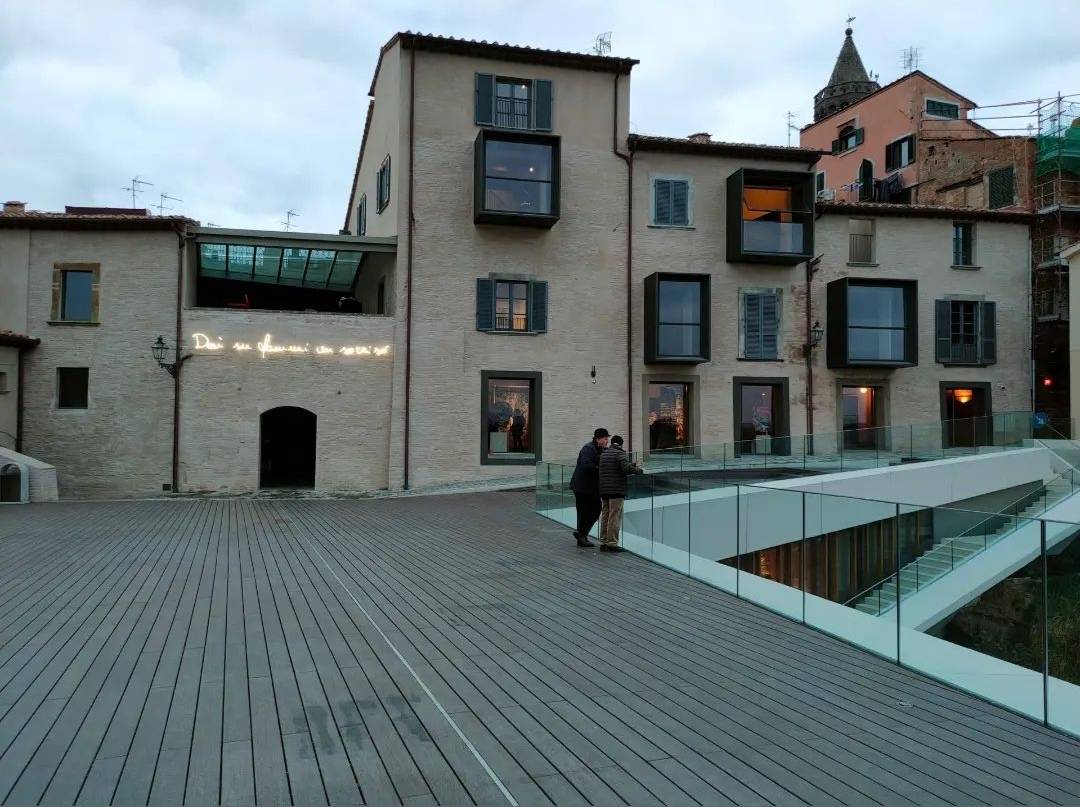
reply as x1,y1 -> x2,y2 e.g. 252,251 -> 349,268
198,243 -> 364,292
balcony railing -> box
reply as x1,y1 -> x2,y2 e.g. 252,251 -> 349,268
742,220 -> 804,254
849,233 -> 874,263
494,97 -> 530,130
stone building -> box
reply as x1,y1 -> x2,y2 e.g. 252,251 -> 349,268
0,33 -> 1036,498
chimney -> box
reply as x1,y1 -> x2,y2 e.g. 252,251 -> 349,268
687,132 -> 712,143
3,201 -> 26,214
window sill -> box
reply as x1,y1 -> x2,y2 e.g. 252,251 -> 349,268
938,361 -> 994,368
47,320 -> 99,326
951,264 -> 981,271
736,357 -> 784,363
847,261 -> 879,268
481,454 -> 538,467
647,224 -> 695,230
645,355 -> 709,365
481,328 -> 542,336
475,210 -> 559,229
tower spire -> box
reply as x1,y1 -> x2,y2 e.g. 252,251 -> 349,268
813,25 -> 880,122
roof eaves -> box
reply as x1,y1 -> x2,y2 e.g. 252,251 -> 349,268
628,134 -> 824,163
343,99 -> 376,232
817,200 -> 1032,224
0,331 -> 40,349
395,31 -> 639,74
0,214 -> 196,231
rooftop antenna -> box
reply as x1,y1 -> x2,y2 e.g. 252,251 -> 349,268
902,46 -> 921,73
152,192 -> 183,216
121,175 -> 153,208
281,209 -> 299,231
592,32 -> 612,56
786,111 -> 799,146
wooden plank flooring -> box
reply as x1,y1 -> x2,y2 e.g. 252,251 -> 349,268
0,493 -> 1078,805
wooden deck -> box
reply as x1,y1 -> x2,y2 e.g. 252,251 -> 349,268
0,493 -> 1078,806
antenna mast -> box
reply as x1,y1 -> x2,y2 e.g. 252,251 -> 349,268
592,32 -> 612,56
281,209 -> 299,231
902,46 -> 921,73
786,112 -> 799,146
152,192 -> 183,216
121,175 -> 153,208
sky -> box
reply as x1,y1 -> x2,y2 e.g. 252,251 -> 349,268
2,0 -> 1078,233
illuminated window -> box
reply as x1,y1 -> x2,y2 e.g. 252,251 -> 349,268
648,382 -> 691,452
475,278 -> 548,334
474,130 -> 560,227
481,372 -> 541,465
727,169 -> 814,263
495,281 -> 529,331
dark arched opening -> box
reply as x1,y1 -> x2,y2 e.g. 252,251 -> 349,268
259,407 -> 316,488
859,159 -> 874,201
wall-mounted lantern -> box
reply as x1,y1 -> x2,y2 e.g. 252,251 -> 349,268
151,335 -> 190,377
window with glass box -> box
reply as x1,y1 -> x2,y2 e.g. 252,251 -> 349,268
644,273 -> 709,363
481,372 -> 541,464
57,367 -> 89,409
826,278 -> 917,367
60,269 -> 94,321
727,168 -> 814,263
953,222 -> 975,266
474,130 -> 559,226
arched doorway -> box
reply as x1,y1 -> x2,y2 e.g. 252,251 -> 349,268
259,407 -> 316,488
859,159 -> 874,201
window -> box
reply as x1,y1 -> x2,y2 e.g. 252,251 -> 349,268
58,268 -> 95,322
475,278 -> 548,333
926,99 -> 960,119
357,194 -> 366,236
935,299 -> 996,365
988,166 -> 1016,209
826,278 -> 917,367
474,130 -> 560,227
831,125 -> 864,154
841,386 -> 884,449
377,277 -> 386,315
376,156 -> 390,212
481,371 -> 541,464
644,273 -> 709,363
816,171 -> 826,195
727,169 -> 814,263
848,218 -> 875,263
953,222 -> 975,266
0,370 -> 8,393
734,378 -> 789,455
885,135 -> 915,172
652,177 -> 691,226
57,367 -> 88,409
475,73 -> 552,131
858,160 -> 874,201
648,382 -> 691,452
740,289 -> 781,360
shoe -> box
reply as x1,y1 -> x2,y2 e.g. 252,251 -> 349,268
599,545 -> 626,553
576,537 -> 595,547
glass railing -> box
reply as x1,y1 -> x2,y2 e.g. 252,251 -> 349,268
535,426 -> 1080,737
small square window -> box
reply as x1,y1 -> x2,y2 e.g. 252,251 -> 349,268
57,367 -> 89,409
61,270 -> 94,321
926,99 -> 960,119
652,177 -> 691,226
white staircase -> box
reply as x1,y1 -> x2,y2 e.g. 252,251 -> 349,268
852,477 -> 1075,615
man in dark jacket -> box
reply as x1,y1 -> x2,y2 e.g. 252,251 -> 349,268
598,435 -> 642,552
569,428 -> 609,547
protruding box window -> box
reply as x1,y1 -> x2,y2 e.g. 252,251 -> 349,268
474,130 -> 560,227
827,278 -> 918,368
644,273 -> 710,364
727,169 -> 814,264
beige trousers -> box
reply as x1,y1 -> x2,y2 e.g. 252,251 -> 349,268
600,497 -> 624,546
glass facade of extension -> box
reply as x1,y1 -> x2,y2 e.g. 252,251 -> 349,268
198,243 -> 364,292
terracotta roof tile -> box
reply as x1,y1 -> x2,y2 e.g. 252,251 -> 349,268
628,134 -> 824,163
817,200 -> 1032,223
0,330 -> 39,348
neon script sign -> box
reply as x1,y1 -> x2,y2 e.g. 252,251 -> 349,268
191,333 -> 391,359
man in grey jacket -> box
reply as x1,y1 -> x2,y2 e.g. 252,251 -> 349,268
597,435 -> 642,552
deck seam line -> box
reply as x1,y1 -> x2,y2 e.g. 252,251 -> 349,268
298,528 -> 520,807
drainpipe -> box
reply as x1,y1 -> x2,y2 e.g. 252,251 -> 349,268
403,47 -> 416,488
806,194 -> 825,443
171,226 -> 186,493
15,347 -> 25,453
613,73 -> 634,450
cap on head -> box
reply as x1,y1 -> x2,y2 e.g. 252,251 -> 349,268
593,427 -> 610,439
611,435 -> 624,446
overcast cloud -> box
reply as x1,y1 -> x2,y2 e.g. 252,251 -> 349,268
2,0 -> 1078,232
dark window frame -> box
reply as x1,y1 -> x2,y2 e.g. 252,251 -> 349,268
644,272 -> 710,364
51,263 -> 100,324
935,298 -> 996,366
60,269 -> 95,321
826,278 -> 918,368
473,129 -> 560,228
953,221 -> 976,267
357,193 -> 367,236
495,279 -> 530,332
885,134 -> 916,172
376,156 -> 391,213
831,125 -> 864,155
475,73 -> 553,132
645,377 -> 696,454
480,370 -> 542,466
726,168 -> 814,264
56,367 -> 89,409
926,98 -> 960,119
476,277 -> 548,334
732,376 -> 791,456
376,276 -> 386,315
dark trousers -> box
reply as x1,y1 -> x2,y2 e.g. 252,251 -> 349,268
574,492 -> 602,539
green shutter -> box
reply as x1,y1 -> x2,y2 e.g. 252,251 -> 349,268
654,179 -> 672,225
530,281 -> 548,332
980,301 -> 996,364
743,293 -> 763,358
533,79 -> 553,131
672,181 -> 689,226
854,128 -> 865,146
476,278 -> 494,331
831,138 -> 842,155
761,292 -> 779,359
935,300 -> 952,363
475,73 -> 495,126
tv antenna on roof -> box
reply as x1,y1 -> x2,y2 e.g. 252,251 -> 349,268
281,209 -> 299,231
902,46 -> 921,73
592,32 -> 612,56
122,175 -> 153,208
786,111 -> 799,146
153,192 -> 183,216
